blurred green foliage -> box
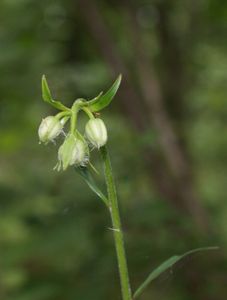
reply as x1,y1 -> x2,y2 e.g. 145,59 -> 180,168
0,0 -> 227,299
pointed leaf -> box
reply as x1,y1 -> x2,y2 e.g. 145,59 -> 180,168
42,75 -> 69,111
133,246 -> 219,299
87,75 -> 122,112
42,75 -> 52,102
75,167 -> 108,206
86,91 -> 103,106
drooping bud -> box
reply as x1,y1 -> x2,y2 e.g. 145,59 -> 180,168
70,139 -> 88,166
85,118 -> 107,148
38,116 -> 63,144
56,134 -> 88,171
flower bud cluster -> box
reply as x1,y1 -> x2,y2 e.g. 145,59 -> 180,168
38,110 -> 108,171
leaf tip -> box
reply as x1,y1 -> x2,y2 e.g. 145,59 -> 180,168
117,74 -> 122,85
42,74 -> 47,85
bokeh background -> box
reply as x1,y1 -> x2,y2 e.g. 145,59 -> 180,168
0,0 -> 227,299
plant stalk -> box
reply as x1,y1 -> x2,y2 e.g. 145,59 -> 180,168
100,146 -> 132,300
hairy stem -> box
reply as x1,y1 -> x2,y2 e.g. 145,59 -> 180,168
100,146 -> 132,300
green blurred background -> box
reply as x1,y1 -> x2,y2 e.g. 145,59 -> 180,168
0,0 -> 227,299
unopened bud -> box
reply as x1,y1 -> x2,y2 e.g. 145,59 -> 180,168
57,134 -> 88,171
85,118 -> 107,148
69,139 -> 88,166
38,116 -> 62,143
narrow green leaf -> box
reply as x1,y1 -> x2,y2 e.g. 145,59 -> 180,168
88,75 -> 122,112
85,91 -> 103,106
75,166 -> 108,206
41,75 -> 69,111
42,75 -> 52,102
133,246 -> 219,299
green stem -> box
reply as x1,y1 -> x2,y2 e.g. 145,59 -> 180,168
82,107 -> 95,119
55,111 -> 71,120
70,102 -> 80,134
100,146 -> 132,300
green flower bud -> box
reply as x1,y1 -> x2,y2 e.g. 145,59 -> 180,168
85,118 -> 107,148
38,116 -> 63,144
56,134 -> 88,171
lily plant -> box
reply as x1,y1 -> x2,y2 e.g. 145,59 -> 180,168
38,75 -> 218,300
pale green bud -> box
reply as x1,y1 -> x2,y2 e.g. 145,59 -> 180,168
85,118 -> 107,148
69,139 -> 88,166
56,134 -> 88,171
38,116 -> 63,143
